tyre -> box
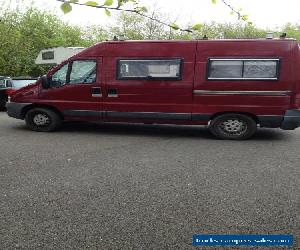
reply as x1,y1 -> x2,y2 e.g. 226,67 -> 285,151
25,108 -> 62,132
209,113 -> 257,140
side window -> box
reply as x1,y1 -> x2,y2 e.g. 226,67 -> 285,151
42,51 -> 54,60
243,61 -> 277,78
70,60 -> 97,84
117,59 -> 182,80
208,59 -> 279,80
50,60 -> 97,88
51,63 -> 69,87
209,60 -> 243,78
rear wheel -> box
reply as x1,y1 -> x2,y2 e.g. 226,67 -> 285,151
209,113 -> 257,140
25,108 -> 62,132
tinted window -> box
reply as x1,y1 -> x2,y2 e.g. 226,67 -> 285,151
118,59 -> 182,80
208,59 -> 279,80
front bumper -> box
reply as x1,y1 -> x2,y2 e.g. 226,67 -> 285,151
281,109 -> 300,130
6,102 -> 31,120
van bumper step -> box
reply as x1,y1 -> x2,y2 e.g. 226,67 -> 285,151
6,102 -> 31,120
281,109 -> 300,130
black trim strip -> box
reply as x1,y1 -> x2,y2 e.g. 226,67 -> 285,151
64,110 -> 215,121
64,110 -> 104,117
106,111 -> 190,120
193,90 -> 291,96
192,114 -> 212,121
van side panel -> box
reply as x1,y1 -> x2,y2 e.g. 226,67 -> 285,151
102,42 -> 196,119
193,40 -> 297,122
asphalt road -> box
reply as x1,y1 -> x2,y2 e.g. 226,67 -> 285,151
0,111 -> 299,250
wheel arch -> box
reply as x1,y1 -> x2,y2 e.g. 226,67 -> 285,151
21,104 -> 64,120
210,111 -> 259,124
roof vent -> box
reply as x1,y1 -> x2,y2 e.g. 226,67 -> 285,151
266,32 -> 273,39
119,34 -> 125,41
112,35 -> 125,41
280,33 -> 287,39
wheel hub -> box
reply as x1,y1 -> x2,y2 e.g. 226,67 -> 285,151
219,119 -> 247,135
33,114 -> 50,126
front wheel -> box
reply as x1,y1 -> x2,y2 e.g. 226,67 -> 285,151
25,108 -> 62,132
209,113 -> 257,140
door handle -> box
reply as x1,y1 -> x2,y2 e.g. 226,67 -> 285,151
107,88 -> 118,98
91,87 -> 102,97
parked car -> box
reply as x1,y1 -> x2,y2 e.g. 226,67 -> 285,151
0,76 -> 11,88
6,38 -> 300,139
0,76 -> 12,109
6,77 -> 37,96
0,77 -> 37,110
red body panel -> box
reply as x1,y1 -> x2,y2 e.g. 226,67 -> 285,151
10,39 -> 300,125
5,89 -> 15,96
193,40 -> 295,116
102,42 -> 196,115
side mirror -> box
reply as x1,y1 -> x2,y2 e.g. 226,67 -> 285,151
41,75 -> 50,89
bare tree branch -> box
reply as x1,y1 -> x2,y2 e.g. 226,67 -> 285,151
55,0 -> 250,35
55,0 -> 193,33
220,0 -> 249,22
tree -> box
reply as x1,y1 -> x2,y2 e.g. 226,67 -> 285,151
57,0 -> 251,33
109,8 -> 175,40
0,8 -> 87,76
105,10 -> 266,41
280,24 -> 300,41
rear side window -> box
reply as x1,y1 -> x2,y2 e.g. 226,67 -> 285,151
117,59 -> 182,80
42,51 -> 54,60
208,59 -> 279,80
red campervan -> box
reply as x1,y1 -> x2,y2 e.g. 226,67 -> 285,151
6,39 -> 300,139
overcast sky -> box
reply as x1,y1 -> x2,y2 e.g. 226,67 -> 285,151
5,0 -> 300,29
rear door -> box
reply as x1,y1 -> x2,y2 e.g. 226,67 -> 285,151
39,57 -> 103,120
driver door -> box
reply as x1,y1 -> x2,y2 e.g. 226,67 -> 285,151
39,58 -> 103,120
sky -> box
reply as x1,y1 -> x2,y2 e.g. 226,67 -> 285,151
3,0 -> 300,29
